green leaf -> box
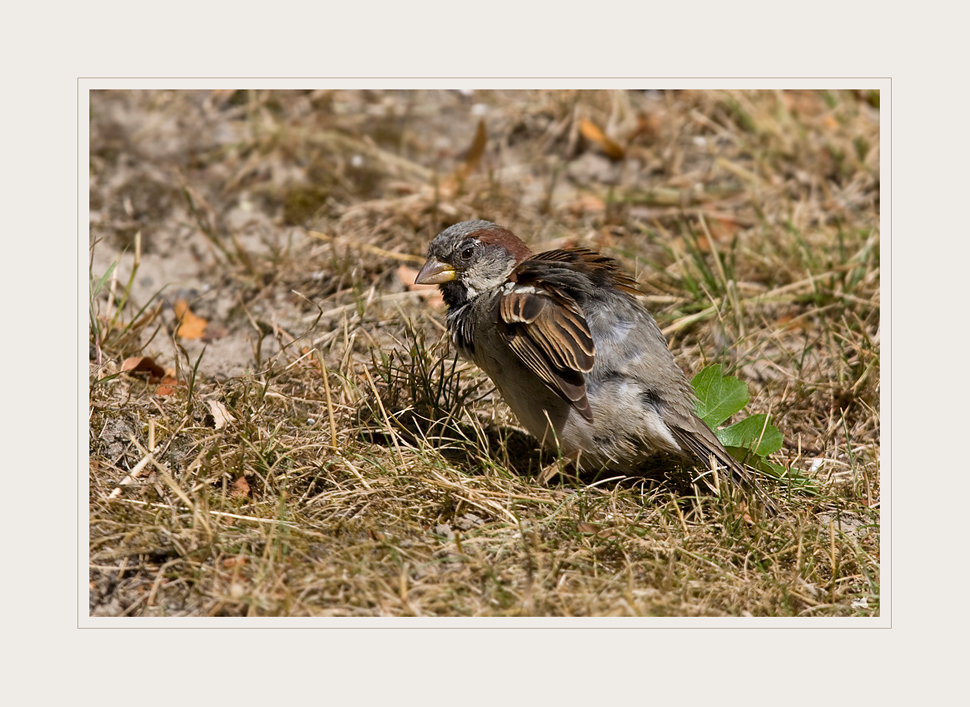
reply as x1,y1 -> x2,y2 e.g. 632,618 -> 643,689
689,364 -> 815,495
738,454 -> 818,494
691,364 -> 749,428
717,414 -> 783,456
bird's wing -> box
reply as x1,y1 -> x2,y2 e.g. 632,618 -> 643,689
496,283 -> 595,421
494,248 -> 640,423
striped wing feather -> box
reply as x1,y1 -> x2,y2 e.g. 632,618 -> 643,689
498,287 -> 594,421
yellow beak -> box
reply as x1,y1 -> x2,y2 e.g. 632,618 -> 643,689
415,256 -> 456,285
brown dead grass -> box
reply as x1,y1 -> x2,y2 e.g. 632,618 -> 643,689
89,89 -> 879,617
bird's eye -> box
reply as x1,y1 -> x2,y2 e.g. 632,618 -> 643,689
460,244 -> 475,261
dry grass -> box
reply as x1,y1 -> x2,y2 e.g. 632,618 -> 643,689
88,88 -> 879,617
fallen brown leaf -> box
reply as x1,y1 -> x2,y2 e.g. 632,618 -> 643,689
579,118 -> 625,160
437,119 -> 490,198
174,299 -> 208,339
231,476 -> 251,498
121,356 -> 166,383
155,373 -> 181,397
207,400 -> 236,429
458,118 -> 487,177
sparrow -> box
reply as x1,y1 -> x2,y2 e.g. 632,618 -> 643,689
416,220 -> 775,510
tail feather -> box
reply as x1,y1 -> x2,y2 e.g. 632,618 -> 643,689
669,416 -> 779,514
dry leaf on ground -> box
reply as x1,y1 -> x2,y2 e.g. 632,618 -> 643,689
174,299 -> 208,339
207,399 -> 236,429
231,476 -> 251,498
579,118 -> 625,160
155,373 -> 181,397
121,356 -> 166,382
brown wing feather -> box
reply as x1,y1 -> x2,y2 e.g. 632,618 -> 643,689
494,247 -> 641,424
506,333 -> 590,413
498,287 -> 595,421
527,248 -> 642,295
